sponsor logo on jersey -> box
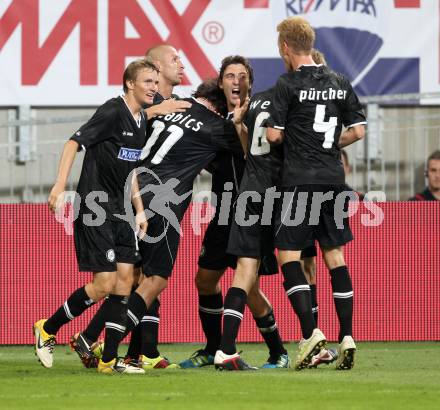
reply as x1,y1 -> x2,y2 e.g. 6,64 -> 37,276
122,131 -> 134,136
117,147 -> 142,162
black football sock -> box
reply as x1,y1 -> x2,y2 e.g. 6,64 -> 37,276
199,293 -> 223,355
281,261 -> 316,339
219,287 -> 247,355
44,286 -> 95,335
140,299 -> 160,358
254,310 -> 287,357
82,297 -> 109,342
125,291 -> 148,336
126,323 -> 142,359
101,295 -> 129,363
310,284 -> 319,326
330,266 -> 353,343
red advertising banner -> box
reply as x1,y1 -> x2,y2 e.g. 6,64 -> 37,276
1,202 -> 439,344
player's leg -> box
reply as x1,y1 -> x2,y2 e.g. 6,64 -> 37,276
317,184 -> 355,370
179,267 -> 224,368
180,219 -> 232,368
34,270 -> 115,369
70,267 -> 144,368
214,256 -> 258,370
301,247 -> 318,324
301,246 -> 339,368
321,246 -> 356,370
247,279 -> 290,368
275,187 -> 326,370
97,262 -> 144,374
119,214 -> 179,370
34,218 -> 118,368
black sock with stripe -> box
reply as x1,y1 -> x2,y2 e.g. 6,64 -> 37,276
220,287 -> 247,355
82,297 -> 109,342
125,292 -> 148,337
199,293 -> 223,355
281,261 -> 316,339
101,295 -> 129,363
254,310 -> 287,357
310,284 -> 318,326
330,266 -> 353,342
44,286 -> 95,335
140,299 -> 160,358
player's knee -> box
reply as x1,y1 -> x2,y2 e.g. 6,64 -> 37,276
195,271 -> 219,294
247,290 -> 271,317
303,257 -> 317,281
322,247 -> 345,270
92,279 -> 116,298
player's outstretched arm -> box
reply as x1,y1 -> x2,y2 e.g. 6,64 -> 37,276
48,139 -> 79,212
338,124 -> 365,148
145,99 -> 192,119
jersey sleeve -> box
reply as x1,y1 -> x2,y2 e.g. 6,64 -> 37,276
210,118 -> 243,154
70,100 -> 118,149
266,74 -> 292,130
340,79 -> 367,128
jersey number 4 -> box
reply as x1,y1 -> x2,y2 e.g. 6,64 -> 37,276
313,104 -> 337,149
140,120 -> 184,164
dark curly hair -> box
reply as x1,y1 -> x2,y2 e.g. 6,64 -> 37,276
218,55 -> 254,86
192,78 -> 227,116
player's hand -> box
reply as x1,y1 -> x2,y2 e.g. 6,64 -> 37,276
233,96 -> 249,125
135,211 -> 148,240
48,182 -> 66,213
150,99 -> 192,116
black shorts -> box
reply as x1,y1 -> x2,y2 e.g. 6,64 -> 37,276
227,197 -> 275,257
198,216 -> 237,271
74,217 -> 139,272
225,198 -> 278,275
138,213 -> 180,279
274,185 -> 353,250
301,244 -> 318,258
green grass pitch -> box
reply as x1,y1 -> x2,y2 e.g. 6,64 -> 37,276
1,343 -> 439,410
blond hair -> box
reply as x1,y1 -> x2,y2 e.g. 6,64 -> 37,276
123,58 -> 158,93
277,17 -> 315,54
311,48 -> 326,65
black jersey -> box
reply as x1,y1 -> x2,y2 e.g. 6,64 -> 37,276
240,88 -> 283,192
268,65 -> 366,186
207,110 -> 246,196
138,98 -> 243,208
70,96 -> 147,220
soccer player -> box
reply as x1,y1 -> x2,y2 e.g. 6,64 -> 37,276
409,150 -> 440,201
70,44 -> 191,370
180,56 -> 290,369
265,16 -> 366,370
95,78 -> 247,368
33,58 -> 159,374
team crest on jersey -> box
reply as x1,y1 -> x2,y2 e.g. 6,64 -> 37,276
118,147 -> 142,161
106,249 -> 116,262
199,246 -> 206,258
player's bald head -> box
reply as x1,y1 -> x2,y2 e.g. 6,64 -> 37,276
145,44 -> 176,62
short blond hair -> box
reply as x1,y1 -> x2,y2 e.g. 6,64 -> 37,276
311,48 -> 326,65
277,17 -> 315,54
